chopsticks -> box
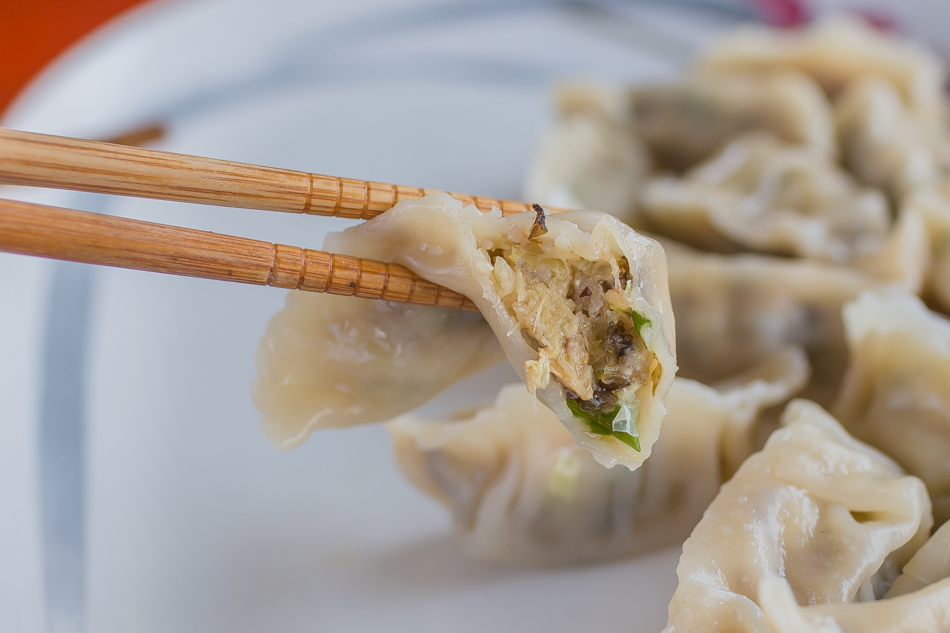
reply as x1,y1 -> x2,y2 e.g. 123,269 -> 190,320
0,127 -> 565,311
0,197 -> 478,311
0,128 -> 545,218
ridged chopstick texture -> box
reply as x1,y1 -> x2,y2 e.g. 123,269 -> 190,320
0,128 -> 545,219
0,198 -> 478,311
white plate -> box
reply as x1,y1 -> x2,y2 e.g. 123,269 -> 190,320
0,1 -> 818,631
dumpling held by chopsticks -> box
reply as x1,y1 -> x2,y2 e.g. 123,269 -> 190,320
254,193 -> 676,470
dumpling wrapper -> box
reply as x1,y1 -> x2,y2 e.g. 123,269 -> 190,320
629,71 -> 835,171
664,239 -> 903,406
641,132 -> 891,262
389,348 -> 807,565
257,193 -> 677,469
835,76 -> 950,201
752,521 -> 950,633
834,291 -> 950,524
663,399 -> 932,633
254,293 -> 504,449
524,74 -> 834,221
888,517 -> 950,597
523,91 -> 650,223
906,187 -> 950,312
696,16 -> 947,117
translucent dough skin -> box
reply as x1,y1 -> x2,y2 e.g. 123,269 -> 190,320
641,133 -> 891,264
835,77 -> 949,201
834,292 -> 950,524
697,17 -> 947,115
752,522 -> 950,632
524,73 -> 835,217
253,292 -> 503,449
757,575 -> 950,633
629,71 -> 835,172
523,110 -> 649,224
903,188 -> 950,312
389,348 -> 806,565
888,519 -> 950,598
664,400 -> 931,633
321,193 -> 676,470
664,240 -> 876,407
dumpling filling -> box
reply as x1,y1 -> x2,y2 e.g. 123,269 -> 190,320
488,213 -> 660,451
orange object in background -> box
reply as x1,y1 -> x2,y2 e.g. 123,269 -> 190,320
0,0 -> 150,116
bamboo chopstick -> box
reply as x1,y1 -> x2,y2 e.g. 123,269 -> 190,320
0,197 -> 478,311
0,128 -> 553,219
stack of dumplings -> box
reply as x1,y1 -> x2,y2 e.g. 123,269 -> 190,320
252,15 -> 950,632
521,15 -> 950,631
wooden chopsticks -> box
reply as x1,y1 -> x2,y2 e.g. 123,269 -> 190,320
0,127 -> 567,311
0,128 -> 547,219
0,197 -> 478,311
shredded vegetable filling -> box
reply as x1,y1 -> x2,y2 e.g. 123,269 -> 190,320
491,241 -> 660,451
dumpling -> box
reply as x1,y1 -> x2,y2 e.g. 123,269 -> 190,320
696,16 -> 947,116
750,522 -> 950,632
833,291 -> 950,524
888,517 -> 950,597
905,187 -> 950,312
257,193 -> 677,469
664,240 -> 881,406
755,574 -> 950,633
389,348 -> 808,564
835,76 -> 950,200
523,86 -> 650,222
640,132 -> 890,262
663,399 -> 932,633
630,71 -> 834,172
524,73 -> 834,216
253,293 -> 504,449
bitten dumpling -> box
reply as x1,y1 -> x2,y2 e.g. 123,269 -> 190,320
256,193 -> 677,469
389,348 -> 807,564
663,400 -> 932,633
253,293 -> 504,449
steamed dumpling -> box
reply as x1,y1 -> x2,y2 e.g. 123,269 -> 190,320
835,76 -> 950,200
663,399 -> 932,633
664,240 -> 880,406
834,291 -> 950,524
629,71 -> 835,171
256,193 -> 677,469
906,187 -> 950,311
524,73 -> 834,221
253,293 -> 503,449
523,88 -> 650,222
640,133 -> 890,262
752,521 -> 950,632
697,16 -> 947,116
888,518 -> 950,597
390,348 -> 807,564
754,574 -> 950,633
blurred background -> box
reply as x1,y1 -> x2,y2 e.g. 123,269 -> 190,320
2,1 -> 949,633
3,0 -> 948,117
1,1 -> 148,115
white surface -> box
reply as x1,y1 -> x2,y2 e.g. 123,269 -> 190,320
3,1 -> 728,630
0,249 -> 48,633
5,0 -> 945,631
